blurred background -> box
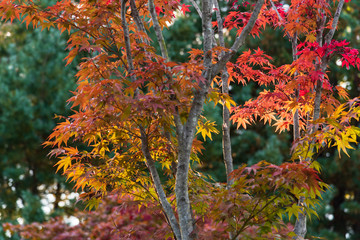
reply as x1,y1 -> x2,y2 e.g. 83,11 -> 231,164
0,0 -> 359,239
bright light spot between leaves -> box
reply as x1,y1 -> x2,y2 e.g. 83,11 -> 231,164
339,81 -> 351,90
16,199 -> 24,209
17,217 -> 24,225
325,213 -> 334,221
64,216 -> 80,226
283,4 -> 290,12
345,193 -> 352,200
346,26 -> 351,34
336,59 -> 342,66
41,205 -> 53,215
46,194 -> 56,203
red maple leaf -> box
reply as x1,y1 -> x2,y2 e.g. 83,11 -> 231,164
180,4 -> 191,15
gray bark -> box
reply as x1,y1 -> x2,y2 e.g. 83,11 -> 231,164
213,0 -> 234,189
175,1 -> 213,237
121,0 -> 136,83
292,34 -> 300,142
293,196 -> 307,240
130,0 -> 149,45
121,2 -> 181,238
313,0 -> 344,128
148,0 -> 168,59
189,0 -> 202,19
292,34 -> 307,239
174,1 -> 264,239
140,129 -> 182,240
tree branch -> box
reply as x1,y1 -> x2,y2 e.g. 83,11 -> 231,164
140,128 -> 181,240
121,0 -> 136,83
148,0 -> 169,59
130,0 -> 150,45
213,0 -> 225,48
313,0 -> 344,124
213,0 -> 234,188
189,0 -> 202,19
175,1 -> 264,239
175,2 -> 214,239
269,0 -> 282,21
292,34 -> 300,142
295,2 -> 344,239
324,0 -> 344,45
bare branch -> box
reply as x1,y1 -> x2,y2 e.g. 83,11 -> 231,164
189,0 -> 202,19
121,0 -> 136,83
140,128 -> 181,240
324,0 -> 344,44
175,2 -> 214,239
313,0 -> 344,123
213,0 -> 234,189
148,0 -> 169,59
130,0 -> 150,45
221,71 -> 234,188
316,14 -> 327,46
202,0 -> 213,73
213,0 -> 225,48
269,0 -> 282,21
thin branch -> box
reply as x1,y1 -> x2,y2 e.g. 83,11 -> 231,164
121,0 -> 136,83
189,0 -> 202,19
213,0 -> 234,188
324,0 -> 344,45
130,0 -> 150,45
31,1 -> 127,69
269,0 -> 294,40
122,2 -> 180,238
175,2 -> 264,239
269,0 -> 282,21
316,13 -> 327,46
313,0 -> 344,124
294,3 -> 344,239
148,0 -> 169,59
140,128 -> 181,240
269,0 -> 301,141
213,0 -> 225,48
292,34 -> 300,142
232,195 -> 280,240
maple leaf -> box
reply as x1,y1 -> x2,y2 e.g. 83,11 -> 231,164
196,120 -> 220,141
54,156 -> 72,173
180,4 -> 191,15
273,119 -> 291,133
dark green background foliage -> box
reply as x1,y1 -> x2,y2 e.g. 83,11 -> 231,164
0,22 -> 77,239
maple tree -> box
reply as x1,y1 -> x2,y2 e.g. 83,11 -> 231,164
1,0 -> 360,239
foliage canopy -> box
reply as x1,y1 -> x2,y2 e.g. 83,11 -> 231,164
1,0 -> 360,239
